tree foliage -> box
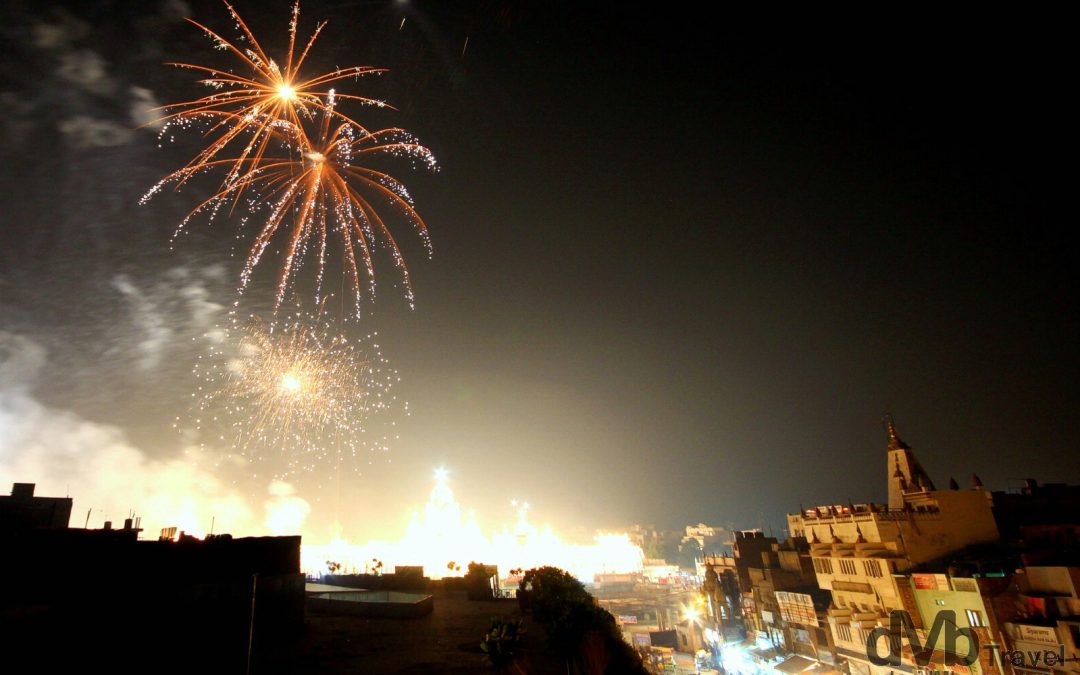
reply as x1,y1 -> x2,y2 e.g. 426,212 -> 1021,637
518,566 -> 648,674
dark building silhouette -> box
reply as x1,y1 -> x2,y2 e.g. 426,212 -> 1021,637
0,483 -> 303,674
0,482 -> 72,532
989,479 -> 1080,544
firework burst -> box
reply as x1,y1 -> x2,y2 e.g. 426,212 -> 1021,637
149,1 -> 388,189
143,1 -> 436,314
189,310 -> 404,478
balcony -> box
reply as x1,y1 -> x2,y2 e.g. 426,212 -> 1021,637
828,607 -> 852,624
832,580 -> 874,594
851,611 -> 883,629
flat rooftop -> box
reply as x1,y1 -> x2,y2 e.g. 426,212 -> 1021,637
254,588 -> 568,674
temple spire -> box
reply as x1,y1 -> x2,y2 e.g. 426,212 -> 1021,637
883,413 -> 911,452
885,415 -> 934,508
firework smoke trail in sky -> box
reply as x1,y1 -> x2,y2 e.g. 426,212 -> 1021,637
142,1 -> 436,314
189,311 -> 404,480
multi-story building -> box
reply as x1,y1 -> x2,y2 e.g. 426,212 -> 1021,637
989,481 -> 1080,546
702,553 -> 744,640
684,523 -> 731,555
768,539 -> 837,667
787,421 -> 1003,675
702,531 -> 776,639
902,571 -> 1013,675
776,586 -> 835,667
699,420 -> 1079,675
1001,565 -> 1080,675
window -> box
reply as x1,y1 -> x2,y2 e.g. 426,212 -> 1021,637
839,559 -> 858,576
836,623 -> 852,642
965,609 -> 985,627
863,560 -> 882,578
814,558 -> 834,575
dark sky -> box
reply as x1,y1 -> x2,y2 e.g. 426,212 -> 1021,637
1,1 -> 1076,541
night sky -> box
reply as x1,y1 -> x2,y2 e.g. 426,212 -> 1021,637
1,1 -> 1076,542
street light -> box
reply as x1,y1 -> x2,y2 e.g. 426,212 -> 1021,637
684,604 -> 705,656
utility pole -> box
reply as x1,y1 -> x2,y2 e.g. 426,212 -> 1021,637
246,573 -> 258,675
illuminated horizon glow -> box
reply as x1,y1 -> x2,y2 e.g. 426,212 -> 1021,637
300,471 -> 645,581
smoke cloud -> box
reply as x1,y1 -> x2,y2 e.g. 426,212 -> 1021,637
0,331 -> 309,538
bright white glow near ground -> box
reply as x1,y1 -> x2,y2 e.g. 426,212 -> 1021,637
301,470 -> 645,581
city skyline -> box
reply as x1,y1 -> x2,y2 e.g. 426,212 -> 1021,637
1,1 -> 1076,542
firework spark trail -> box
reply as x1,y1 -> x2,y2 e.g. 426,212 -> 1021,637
189,311 -> 403,478
150,1 -> 387,190
143,1 -> 435,314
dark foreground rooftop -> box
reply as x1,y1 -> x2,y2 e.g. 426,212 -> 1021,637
254,588 -> 566,675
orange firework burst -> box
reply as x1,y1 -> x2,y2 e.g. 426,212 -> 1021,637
151,1 -> 387,188
170,98 -> 434,311
143,2 -> 435,313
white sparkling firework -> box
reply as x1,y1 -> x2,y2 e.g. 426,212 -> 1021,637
188,310 -> 404,479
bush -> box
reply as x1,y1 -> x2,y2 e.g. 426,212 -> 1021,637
481,616 -> 526,670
